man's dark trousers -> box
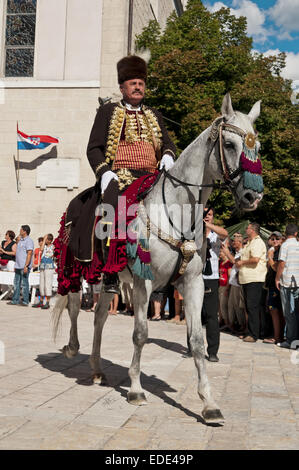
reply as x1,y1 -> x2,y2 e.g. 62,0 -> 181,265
202,279 -> 220,356
242,282 -> 264,340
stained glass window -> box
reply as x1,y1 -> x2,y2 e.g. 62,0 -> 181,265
5,48 -> 35,77
7,0 -> 36,13
5,0 -> 37,77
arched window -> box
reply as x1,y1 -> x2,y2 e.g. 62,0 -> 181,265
5,0 -> 37,77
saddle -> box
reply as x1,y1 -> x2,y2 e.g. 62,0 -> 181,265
54,173 -> 160,295
66,184 -> 101,263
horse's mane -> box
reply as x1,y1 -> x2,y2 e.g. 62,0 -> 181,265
178,126 -> 212,162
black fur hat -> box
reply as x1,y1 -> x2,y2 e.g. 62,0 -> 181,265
117,55 -> 147,84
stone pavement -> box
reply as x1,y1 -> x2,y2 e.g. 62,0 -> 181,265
0,301 -> 298,450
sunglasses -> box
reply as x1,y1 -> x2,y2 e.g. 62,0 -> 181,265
270,237 -> 281,241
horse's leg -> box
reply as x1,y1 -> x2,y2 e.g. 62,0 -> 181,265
127,278 -> 151,406
179,275 -> 225,424
89,291 -> 114,385
61,292 -> 81,359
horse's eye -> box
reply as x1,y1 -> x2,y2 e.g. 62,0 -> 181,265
224,141 -> 234,149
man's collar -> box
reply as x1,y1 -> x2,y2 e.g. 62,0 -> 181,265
122,100 -> 143,111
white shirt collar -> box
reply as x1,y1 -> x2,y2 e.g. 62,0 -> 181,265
124,101 -> 142,111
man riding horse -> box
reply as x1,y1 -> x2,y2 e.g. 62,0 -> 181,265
66,55 -> 177,294
54,82 -> 264,423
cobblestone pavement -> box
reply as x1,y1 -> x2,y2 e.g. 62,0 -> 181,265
0,301 -> 298,450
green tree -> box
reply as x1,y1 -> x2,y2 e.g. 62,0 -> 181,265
136,0 -> 299,230
231,53 -> 298,229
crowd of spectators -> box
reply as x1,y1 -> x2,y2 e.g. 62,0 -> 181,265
116,219 -> 299,358
0,225 -> 55,308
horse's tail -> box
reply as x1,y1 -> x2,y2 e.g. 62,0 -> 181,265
51,294 -> 68,342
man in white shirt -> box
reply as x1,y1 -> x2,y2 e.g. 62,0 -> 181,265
202,207 -> 228,362
7,225 -> 34,307
275,223 -> 299,349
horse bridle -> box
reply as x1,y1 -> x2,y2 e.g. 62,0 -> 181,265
215,120 -> 247,187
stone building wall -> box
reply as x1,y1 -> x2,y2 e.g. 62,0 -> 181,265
0,0 -> 181,245
99,0 -> 177,98
0,87 -> 98,242
0,0 -> 102,242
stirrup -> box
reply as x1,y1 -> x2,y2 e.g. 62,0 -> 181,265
104,284 -> 120,295
103,274 -> 120,295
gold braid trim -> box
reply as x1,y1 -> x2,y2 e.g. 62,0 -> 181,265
143,106 -> 162,151
163,148 -> 176,158
95,162 -> 109,179
116,168 -> 138,192
105,103 -> 164,166
105,104 -> 126,164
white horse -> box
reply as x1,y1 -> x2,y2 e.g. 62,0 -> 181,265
52,94 -> 263,424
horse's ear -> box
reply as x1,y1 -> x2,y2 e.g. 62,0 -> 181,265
248,100 -> 261,124
221,93 -> 234,120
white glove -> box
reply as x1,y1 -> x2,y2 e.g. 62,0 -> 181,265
101,171 -> 118,194
159,153 -> 175,171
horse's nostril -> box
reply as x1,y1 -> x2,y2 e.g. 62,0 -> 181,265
244,192 -> 254,204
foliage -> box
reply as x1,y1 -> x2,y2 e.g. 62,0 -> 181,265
136,0 -> 299,230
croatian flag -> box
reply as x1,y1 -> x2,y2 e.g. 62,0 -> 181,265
17,127 -> 59,150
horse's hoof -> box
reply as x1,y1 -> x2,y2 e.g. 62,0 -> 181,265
60,345 -> 78,359
202,408 -> 225,424
92,373 -> 108,386
127,392 -> 147,406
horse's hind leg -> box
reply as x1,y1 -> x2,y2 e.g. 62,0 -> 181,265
61,292 -> 81,359
89,291 -> 113,385
127,278 -> 150,406
180,275 -> 225,424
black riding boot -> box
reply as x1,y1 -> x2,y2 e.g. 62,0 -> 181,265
103,271 -> 120,294
102,240 -> 120,295
100,180 -> 121,295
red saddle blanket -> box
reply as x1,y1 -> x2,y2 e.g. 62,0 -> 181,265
54,172 -> 158,295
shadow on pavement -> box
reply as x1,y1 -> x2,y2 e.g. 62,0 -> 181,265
147,337 -> 188,355
35,351 -> 210,426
